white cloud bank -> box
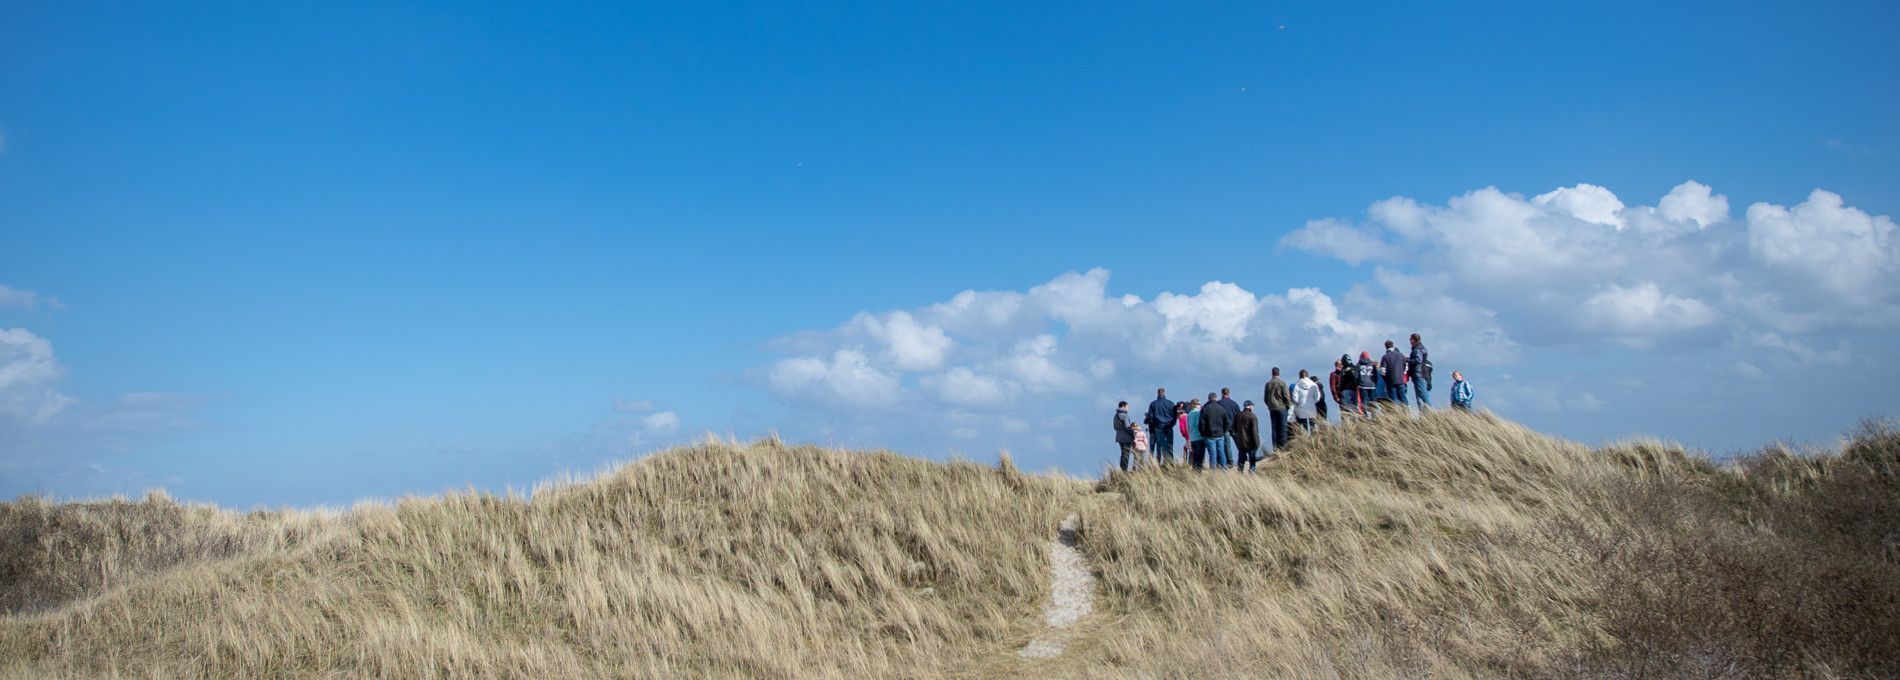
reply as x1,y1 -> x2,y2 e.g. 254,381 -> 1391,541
752,181 -> 1898,464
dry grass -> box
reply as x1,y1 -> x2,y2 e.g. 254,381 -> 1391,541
1,441 -> 1081,678
4,413 -> 1897,678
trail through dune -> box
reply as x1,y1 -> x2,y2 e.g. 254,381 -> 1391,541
1018,512 -> 1094,658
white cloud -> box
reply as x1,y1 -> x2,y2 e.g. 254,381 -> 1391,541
1656,180 -> 1728,227
767,349 -> 900,408
752,180 -> 1900,469
922,367 -> 1011,406
1579,282 -> 1717,341
0,328 -> 74,423
1745,189 -> 1897,300
855,310 -> 954,371
1285,180 -> 1899,345
1277,218 -> 1400,265
1533,183 -> 1627,229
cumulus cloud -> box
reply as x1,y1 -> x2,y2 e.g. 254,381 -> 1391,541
768,349 -> 901,408
1579,282 -> 1717,344
855,311 -> 953,371
1285,180 -> 1900,344
1745,189 -> 1898,300
757,268 -> 1504,456
1278,218 -> 1400,265
1533,183 -> 1627,228
0,328 -> 75,423
753,179 -> 1899,466
1657,180 -> 1728,228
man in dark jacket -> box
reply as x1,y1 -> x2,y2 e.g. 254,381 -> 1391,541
1380,340 -> 1408,405
1233,401 -> 1262,472
1408,333 -> 1431,410
1217,388 -> 1242,468
1114,401 -> 1137,471
1145,388 -> 1176,465
1263,367 -> 1291,451
1198,391 -> 1232,469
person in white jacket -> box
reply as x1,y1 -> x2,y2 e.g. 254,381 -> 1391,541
1291,370 -> 1322,435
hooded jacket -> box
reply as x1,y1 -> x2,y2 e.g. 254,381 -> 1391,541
1291,377 -> 1321,419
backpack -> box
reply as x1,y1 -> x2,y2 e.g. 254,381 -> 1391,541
1420,357 -> 1433,384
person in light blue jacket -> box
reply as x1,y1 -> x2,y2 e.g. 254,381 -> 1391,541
1450,371 -> 1474,411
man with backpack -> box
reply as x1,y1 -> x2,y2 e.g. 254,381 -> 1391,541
1408,333 -> 1432,410
1332,355 -> 1357,419
1145,388 -> 1176,465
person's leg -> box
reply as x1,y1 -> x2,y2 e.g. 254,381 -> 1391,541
1223,434 -> 1237,468
1119,444 -> 1132,472
1191,441 -> 1204,469
1271,411 -> 1288,449
1414,380 -> 1430,409
1156,429 -> 1173,466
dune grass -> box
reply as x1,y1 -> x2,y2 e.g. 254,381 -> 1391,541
4,413 -> 1897,678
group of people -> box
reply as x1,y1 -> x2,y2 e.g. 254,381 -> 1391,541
1112,333 -> 1476,471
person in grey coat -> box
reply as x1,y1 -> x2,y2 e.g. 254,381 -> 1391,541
1114,401 -> 1137,471
1263,368 -> 1291,450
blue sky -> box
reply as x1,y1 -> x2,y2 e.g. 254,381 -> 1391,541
3,1 -> 1897,507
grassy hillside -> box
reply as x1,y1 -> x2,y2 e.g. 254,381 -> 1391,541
4,413 -> 1897,678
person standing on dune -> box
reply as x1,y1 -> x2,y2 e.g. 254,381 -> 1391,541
1408,333 -> 1432,410
1381,340 -> 1409,407
1186,400 -> 1206,469
1145,388 -> 1176,466
1333,356 -> 1357,419
1233,401 -> 1262,471
1198,393 -> 1232,470
1356,352 -> 1380,416
1114,401 -> 1138,472
1264,368 -> 1291,451
1218,388 -> 1242,469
